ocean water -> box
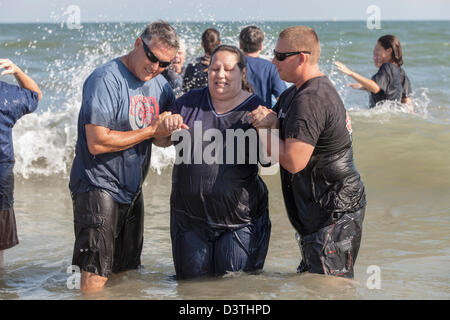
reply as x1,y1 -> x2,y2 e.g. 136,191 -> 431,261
0,21 -> 449,300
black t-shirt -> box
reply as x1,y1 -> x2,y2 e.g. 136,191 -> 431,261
182,56 -> 209,93
370,63 -> 412,108
169,88 -> 269,229
274,76 -> 366,236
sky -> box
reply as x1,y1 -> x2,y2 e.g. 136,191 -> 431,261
0,0 -> 450,23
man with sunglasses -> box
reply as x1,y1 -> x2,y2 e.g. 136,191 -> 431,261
69,21 -> 186,292
249,26 -> 366,279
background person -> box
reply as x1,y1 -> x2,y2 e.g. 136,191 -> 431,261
162,40 -> 186,98
0,58 -> 42,268
249,26 -> 366,279
182,28 -> 221,93
335,34 -> 413,112
239,25 -> 286,108
155,45 -> 271,280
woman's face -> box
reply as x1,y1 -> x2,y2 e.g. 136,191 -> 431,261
208,51 -> 243,100
373,42 -> 392,68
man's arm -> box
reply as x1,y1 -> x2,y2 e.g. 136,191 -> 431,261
86,112 -> 173,155
249,106 -> 314,174
86,112 -> 189,155
152,113 -> 189,148
0,59 -> 42,101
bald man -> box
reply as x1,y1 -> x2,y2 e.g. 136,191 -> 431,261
249,26 -> 366,279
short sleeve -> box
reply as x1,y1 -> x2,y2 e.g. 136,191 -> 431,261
270,65 -> 287,98
80,73 -> 118,128
402,73 -> 412,98
283,94 -> 326,147
372,63 -> 391,93
0,82 -> 39,123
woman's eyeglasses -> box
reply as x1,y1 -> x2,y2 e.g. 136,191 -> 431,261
141,37 -> 171,68
273,50 -> 311,61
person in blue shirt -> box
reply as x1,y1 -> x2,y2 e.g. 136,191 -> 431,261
155,45 -> 271,280
239,25 -> 286,108
0,58 -> 42,268
69,21 -> 186,292
335,35 -> 412,112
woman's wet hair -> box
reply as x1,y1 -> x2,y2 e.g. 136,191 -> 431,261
210,45 -> 254,93
201,28 -> 221,56
377,35 -> 403,66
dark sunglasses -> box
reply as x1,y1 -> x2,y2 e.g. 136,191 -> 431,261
140,37 -> 171,68
273,50 -> 311,61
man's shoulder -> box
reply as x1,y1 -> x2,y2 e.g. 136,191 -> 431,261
246,56 -> 272,68
86,59 -> 123,86
287,77 -> 341,108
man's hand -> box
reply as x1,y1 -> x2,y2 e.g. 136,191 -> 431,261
0,59 -> 20,76
152,112 -> 189,137
248,106 -> 278,129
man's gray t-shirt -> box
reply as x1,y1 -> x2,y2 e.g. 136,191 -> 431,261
69,58 -> 175,204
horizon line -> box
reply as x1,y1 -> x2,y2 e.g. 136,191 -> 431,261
1,19 -> 449,24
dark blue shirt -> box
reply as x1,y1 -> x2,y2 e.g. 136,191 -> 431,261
0,81 -> 39,209
245,56 -> 286,108
0,81 -> 39,167
169,88 -> 269,228
69,58 -> 175,204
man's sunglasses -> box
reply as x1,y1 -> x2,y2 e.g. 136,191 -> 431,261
273,50 -> 311,61
141,37 -> 171,68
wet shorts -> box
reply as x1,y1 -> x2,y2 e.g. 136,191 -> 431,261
170,209 -> 271,280
296,207 -> 365,279
0,208 -> 19,251
0,166 -> 18,251
0,166 -> 14,211
71,189 -> 144,278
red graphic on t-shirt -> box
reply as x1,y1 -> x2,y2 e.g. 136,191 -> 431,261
345,111 -> 353,135
129,95 -> 160,130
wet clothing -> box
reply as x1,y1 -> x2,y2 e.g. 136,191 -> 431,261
274,76 -> 366,278
0,81 -> 39,167
162,68 -> 184,98
245,56 -> 286,108
69,58 -> 175,204
182,56 -> 209,93
370,63 -> 412,108
71,189 -> 144,278
69,58 -> 174,277
169,88 -> 271,279
296,207 -> 365,278
0,81 -> 39,251
171,208 -> 271,279
0,208 -> 19,251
